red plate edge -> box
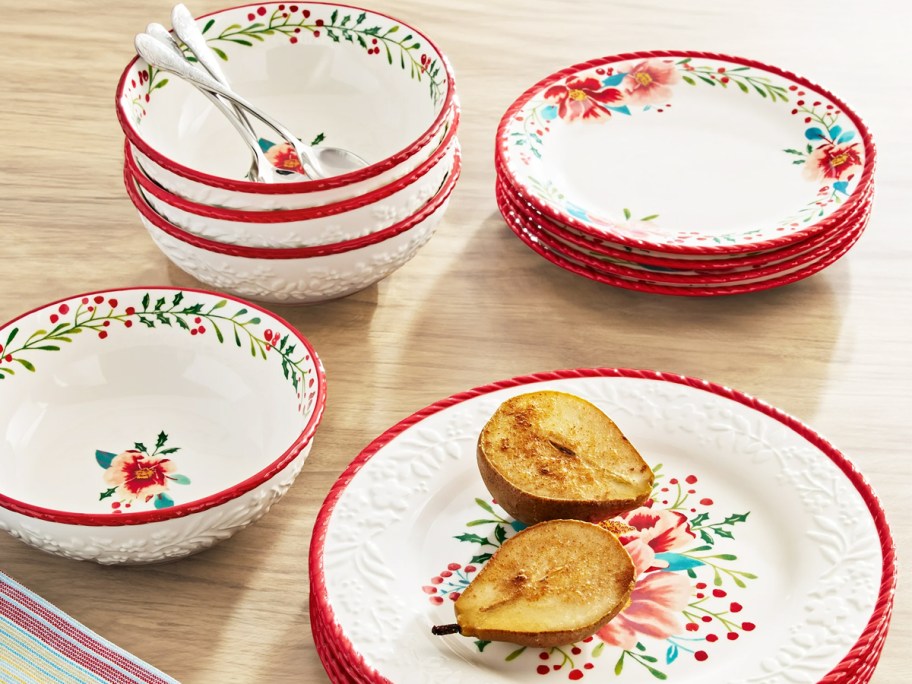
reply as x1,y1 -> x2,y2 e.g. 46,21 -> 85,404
308,368 -> 896,683
494,50 -> 876,256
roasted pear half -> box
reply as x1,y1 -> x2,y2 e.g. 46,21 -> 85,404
449,519 -> 635,647
477,390 -> 654,524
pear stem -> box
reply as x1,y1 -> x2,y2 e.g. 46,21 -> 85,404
431,623 -> 462,636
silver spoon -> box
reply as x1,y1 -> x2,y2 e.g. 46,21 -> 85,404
145,23 -> 279,183
159,9 -> 368,178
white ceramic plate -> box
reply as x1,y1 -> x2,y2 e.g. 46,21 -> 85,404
310,370 -> 893,683
496,51 -> 873,254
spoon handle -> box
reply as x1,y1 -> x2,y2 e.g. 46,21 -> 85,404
134,33 -> 323,177
170,5 -> 231,87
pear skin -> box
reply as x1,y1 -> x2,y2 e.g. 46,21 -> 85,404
453,519 -> 635,647
477,391 -> 654,524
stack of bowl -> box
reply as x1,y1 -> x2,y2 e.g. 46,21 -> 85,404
116,3 -> 460,304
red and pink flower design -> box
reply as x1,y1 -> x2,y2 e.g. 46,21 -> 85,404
804,142 -> 862,181
96,431 -> 190,510
543,77 -> 623,122
622,59 -> 680,106
597,507 -> 696,649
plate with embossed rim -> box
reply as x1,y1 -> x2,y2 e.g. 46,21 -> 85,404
309,369 -> 895,683
499,180 -> 872,285
496,184 -> 869,297
498,176 -> 873,279
496,161 -> 874,271
495,50 -> 874,255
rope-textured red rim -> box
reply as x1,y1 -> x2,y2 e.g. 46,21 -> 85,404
308,368 -> 895,683
0,286 -> 327,527
496,158 -> 875,272
124,146 -> 461,259
499,176 -> 872,285
114,1 -> 456,195
496,181 -> 869,297
125,104 -> 459,222
494,50 -> 876,255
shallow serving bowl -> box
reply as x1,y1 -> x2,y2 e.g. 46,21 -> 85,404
0,287 -> 326,564
125,146 -> 461,304
126,115 -> 458,248
116,2 -> 456,210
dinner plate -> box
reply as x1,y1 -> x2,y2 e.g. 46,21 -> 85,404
499,180 -> 871,285
496,51 -> 874,254
496,164 -> 874,272
496,185 -> 869,296
310,369 -> 894,683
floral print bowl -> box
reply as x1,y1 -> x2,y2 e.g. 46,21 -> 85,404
115,2 -> 456,211
125,110 -> 458,248
0,288 -> 325,564
125,146 -> 461,304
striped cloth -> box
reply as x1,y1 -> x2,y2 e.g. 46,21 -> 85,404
0,572 -> 178,684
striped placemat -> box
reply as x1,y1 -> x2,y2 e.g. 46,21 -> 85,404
0,571 -> 178,684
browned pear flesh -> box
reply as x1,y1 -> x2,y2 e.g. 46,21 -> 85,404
454,519 -> 635,647
477,390 -> 654,524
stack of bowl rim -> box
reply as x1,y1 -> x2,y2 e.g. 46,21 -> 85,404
116,2 -> 460,305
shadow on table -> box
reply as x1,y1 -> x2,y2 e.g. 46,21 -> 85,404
389,209 -> 851,420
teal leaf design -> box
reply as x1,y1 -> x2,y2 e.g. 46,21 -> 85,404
607,105 -> 631,115
836,131 -> 855,144
154,492 -> 175,509
95,450 -> 116,469
805,127 -> 826,141
654,552 -> 706,571
169,473 -> 191,485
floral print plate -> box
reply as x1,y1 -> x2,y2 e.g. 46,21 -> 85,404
496,51 -> 874,254
310,369 -> 894,682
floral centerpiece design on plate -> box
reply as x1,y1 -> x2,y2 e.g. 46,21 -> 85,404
508,56 -> 862,240
423,465 -> 757,680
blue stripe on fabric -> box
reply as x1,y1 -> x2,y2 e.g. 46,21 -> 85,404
0,573 -> 178,684
1,615 -> 104,684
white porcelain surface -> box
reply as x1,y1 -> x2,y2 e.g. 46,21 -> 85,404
117,3 -> 455,209
497,53 -> 870,251
0,288 -> 325,563
134,139 -> 458,248
314,372 -> 883,683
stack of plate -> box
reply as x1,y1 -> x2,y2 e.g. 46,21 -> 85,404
309,369 -> 896,683
495,51 -> 875,295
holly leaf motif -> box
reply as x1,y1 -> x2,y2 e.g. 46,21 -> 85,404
699,529 -> 714,545
134,442 -> 148,454
724,512 -> 750,525
494,524 -> 507,544
156,431 -> 168,448
99,487 -> 117,501
691,512 -> 710,526
454,533 -> 489,545
470,552 -> 493,564
713,527 -> 735,540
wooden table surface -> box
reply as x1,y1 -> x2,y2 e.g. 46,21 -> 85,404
0,0 -> 907,681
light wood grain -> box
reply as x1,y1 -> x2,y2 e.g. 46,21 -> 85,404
0,0 -> 908,681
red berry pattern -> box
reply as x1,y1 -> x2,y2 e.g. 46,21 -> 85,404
424,471 -> 757,679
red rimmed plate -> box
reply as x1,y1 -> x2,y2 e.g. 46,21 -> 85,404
496,183 -> 868,296
309,369 -> 894,683
496,51 -> 874,255
498,178 -> 871,285
496,162 -> 873,272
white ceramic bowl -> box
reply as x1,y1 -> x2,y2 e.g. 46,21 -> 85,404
126,146 -> 461,304
116,2 -> 456,210
0,287 -> 326,564
126,113 -> 459,248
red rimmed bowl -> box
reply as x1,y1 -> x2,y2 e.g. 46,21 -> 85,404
125,105 -> 459,248
0,287 -> 326,564
125,146 -> 461,304
116,2 -> 457,210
